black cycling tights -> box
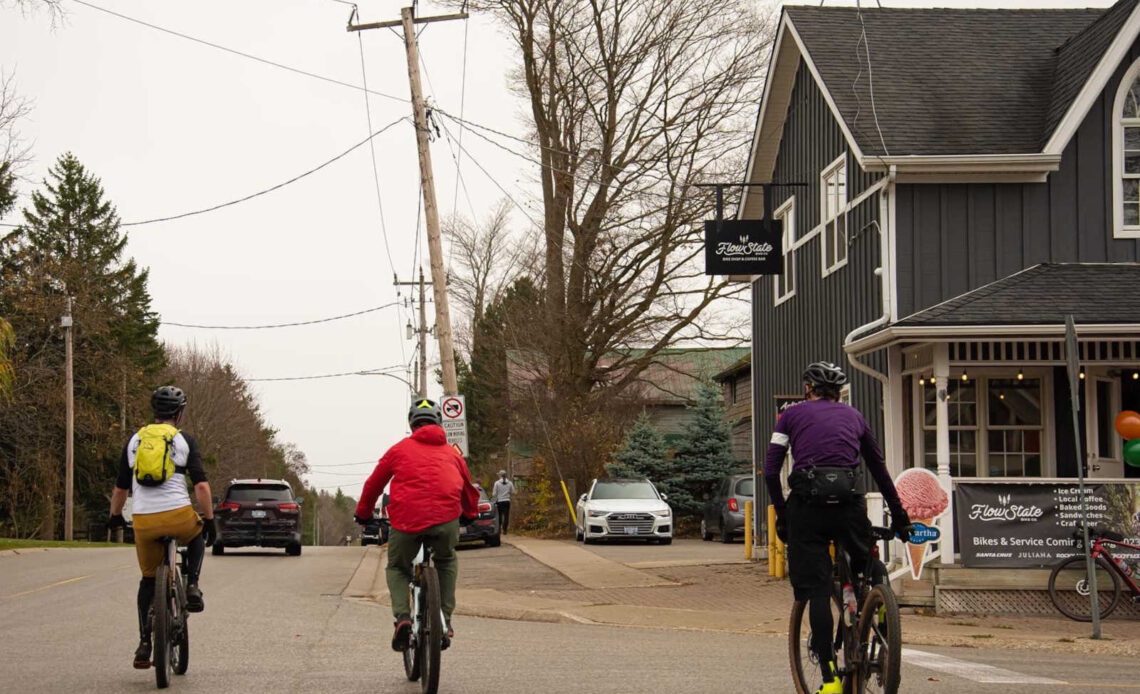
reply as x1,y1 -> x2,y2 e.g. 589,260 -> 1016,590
136,533 -> 206,638
809,595 -> 838,680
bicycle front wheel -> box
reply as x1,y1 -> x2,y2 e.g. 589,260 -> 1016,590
1048,556 -> 1122,622
403,580 -> 422,682
420,566 -> 443,694
854,585 -> 901,694
789,594 -> 845,694
153,565 -> 173,689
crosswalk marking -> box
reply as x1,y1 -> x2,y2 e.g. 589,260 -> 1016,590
902,648 -> 1065,685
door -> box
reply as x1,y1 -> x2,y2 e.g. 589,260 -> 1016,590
1086,373 -> 1125,479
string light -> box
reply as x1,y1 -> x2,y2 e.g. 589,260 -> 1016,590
918,375 -> 926,386
960,370 -> 969,382
1017,370 -> 1025,381
1133,371 -> 1139,381
999,391 -> 1006,400
1079,367 -> 1086,380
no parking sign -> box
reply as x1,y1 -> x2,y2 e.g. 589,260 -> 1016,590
440,395 -> 468,456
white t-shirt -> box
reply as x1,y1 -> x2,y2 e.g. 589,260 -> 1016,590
116,430 -> 206,515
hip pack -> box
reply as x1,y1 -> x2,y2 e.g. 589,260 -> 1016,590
789,466 -> 862,506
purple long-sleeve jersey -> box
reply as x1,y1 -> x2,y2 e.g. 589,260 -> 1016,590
763,399 -> 901,512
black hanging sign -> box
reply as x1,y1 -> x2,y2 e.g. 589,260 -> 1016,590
704,219 -> 782,276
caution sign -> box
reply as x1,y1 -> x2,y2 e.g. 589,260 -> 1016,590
440,395 -> 468,456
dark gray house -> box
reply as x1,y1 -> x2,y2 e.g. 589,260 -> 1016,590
745,1 -> 1140,595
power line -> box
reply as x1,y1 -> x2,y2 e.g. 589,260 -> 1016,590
71,0 -> 407,105
451,14 -> 470,217
161,301 -> 399,329
356,31 -> 398,276
308,460 -> 376,468
120,117 -> 406,227
247,366 -> 407,382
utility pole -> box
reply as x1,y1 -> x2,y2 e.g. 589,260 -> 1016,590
395,269 -> 431,398
349,6 -> 464,396
62,297 -> 74,541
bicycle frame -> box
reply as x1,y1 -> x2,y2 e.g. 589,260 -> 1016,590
409,544 -> 449,645
1089,536 -> 1140,597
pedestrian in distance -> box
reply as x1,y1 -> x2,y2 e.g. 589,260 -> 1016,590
354,399 -> 480,651
492,470 -> 515,535
108,385 -> 218,670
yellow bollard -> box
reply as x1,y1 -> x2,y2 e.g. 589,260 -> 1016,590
559,479 -> 578,526
767,504 -> 777,576
744,500 -> 754,561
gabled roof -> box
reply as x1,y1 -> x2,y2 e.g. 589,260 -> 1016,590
895,263 -> 1140,327
784,4 -> 1109,156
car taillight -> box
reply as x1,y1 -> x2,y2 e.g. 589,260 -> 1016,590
278,503 -> 299,513
218,501 -> 240,512
727,498 -> 739,512
477,502 -> 492,513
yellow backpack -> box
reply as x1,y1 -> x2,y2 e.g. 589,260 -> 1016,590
134,423 -> 180,487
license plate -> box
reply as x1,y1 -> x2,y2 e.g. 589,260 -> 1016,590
251,510 -> 267,518
459,526 -> 468,536
624,526 -> 638,535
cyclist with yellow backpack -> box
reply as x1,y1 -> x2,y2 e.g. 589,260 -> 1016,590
108,385 -> 217,670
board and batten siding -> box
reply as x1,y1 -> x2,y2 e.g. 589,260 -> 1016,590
751,60 -> 889,478
895,35 -> 1140,317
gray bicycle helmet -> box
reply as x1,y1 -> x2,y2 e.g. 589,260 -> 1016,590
151,385 -> 187,418
802,361 -> 849,388
408,398 -> 443,428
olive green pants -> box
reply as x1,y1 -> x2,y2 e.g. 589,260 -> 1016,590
385,519 -> 459,622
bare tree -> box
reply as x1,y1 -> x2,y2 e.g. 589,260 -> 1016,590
467,0 -> 772,402
0,71 -> 32,219
2,0 -> 65,27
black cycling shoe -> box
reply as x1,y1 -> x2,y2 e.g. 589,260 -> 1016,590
133,639 -> 152,669
391,617 -> 412,652
185,584 -> 204,613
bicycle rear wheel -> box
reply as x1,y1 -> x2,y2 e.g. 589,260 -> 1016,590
153,564 -> 173,689
789,593 -> 845,694
403,580 -> 422,682
420,566 -> 443,694
1048,556 -> 1122,622
854,585 -> 901,694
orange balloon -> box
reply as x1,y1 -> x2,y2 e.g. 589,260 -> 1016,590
1114,410 -> 1140,440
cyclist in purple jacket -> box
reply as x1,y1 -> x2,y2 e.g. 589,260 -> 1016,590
765,361 -> 910,694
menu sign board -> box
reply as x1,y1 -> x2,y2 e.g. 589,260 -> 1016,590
957,482 -> 1140,568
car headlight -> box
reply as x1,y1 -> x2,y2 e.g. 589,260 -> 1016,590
587,509 -> 608,517
652,508 -> 672,517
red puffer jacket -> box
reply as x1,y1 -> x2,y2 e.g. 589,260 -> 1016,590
355,424 -> 480,534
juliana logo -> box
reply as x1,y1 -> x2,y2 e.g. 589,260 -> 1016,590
968,493 -> 1043,522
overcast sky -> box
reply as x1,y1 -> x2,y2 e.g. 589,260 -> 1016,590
0,0 -> 1120,495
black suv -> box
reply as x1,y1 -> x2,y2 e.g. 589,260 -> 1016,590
459,486 -> 501,547
213,479 -> 303,556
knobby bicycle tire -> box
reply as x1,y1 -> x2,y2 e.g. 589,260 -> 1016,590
403,577 -> 422,682
420,566 -> 443,694
854,584 -> 901,694
789,593 -> 846,694
153,564 -> 172,689
1047,555 -> 1122,622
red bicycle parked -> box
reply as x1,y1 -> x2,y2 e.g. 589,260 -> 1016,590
1048,526 -> 1140,622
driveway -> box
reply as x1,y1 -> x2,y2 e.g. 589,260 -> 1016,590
577,537 -> 751,568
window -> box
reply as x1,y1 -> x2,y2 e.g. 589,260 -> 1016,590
839,384 -> 851,405
1113,60 -> 1140,238
820,154 -> 848,274
774,196 -> 796,304
917,375 -> 1045,478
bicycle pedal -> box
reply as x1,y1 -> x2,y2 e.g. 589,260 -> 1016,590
441,635 -> 451,651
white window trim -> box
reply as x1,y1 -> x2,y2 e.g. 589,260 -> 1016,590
1112,57 -> 1140,239
911,367 -> 1056,479
839,384 -> 851,405
820,153 -> 849,276
774,195 -> 797,306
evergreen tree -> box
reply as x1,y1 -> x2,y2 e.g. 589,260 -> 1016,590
0,153 -> 163,537
606,412 -> 668,479
671,381 -> 736,516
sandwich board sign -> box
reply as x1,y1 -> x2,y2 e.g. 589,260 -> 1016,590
441,395 -> 468,456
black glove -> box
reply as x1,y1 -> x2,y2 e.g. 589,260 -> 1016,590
354,515 -> 372,526
202,517 -> 218,546
889,506 -> 912,540
774,508 -> 788,544
108,513 -> 126,530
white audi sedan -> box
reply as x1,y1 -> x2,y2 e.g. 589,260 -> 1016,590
575,478 -> 673,545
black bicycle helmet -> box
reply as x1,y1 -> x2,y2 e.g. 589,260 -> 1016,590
802,361 -> 849,388
151,385 -> 187,418
408,398 -> 442,428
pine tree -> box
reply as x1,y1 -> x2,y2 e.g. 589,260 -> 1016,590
607,412 -> 668,480
672,381 -> 737,516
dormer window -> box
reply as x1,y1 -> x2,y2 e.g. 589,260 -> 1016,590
1113,60 -> 1140,238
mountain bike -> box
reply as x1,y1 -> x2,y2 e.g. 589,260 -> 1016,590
151,536 -> 191,689
402,542 -> 447,694
1048,526 -> 1140,622
789,526 -> 905,694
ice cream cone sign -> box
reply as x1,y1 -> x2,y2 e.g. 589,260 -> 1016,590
893,468 -> 947,580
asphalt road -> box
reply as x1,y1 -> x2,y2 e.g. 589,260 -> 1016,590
2,546 -> 1138,693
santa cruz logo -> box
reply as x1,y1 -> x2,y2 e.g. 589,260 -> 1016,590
968,493 -> 1043,522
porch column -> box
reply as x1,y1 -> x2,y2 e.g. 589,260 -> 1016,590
933,344 -> 955,565
885,344 -> 906,477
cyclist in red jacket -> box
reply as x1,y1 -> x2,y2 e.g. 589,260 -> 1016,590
355,399 -> 480,651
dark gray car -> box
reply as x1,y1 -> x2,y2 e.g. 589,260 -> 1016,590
701,474 -> 754,543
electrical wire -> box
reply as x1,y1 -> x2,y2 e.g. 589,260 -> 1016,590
247,366 -> 408,382
119,117 -> 406,227
308,460 -> 376,468
356,32 -> 398,278
161,301 -> 399,329
451,13 -> 470,217
855,0 -> 891,158
71,0 -> 407,104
